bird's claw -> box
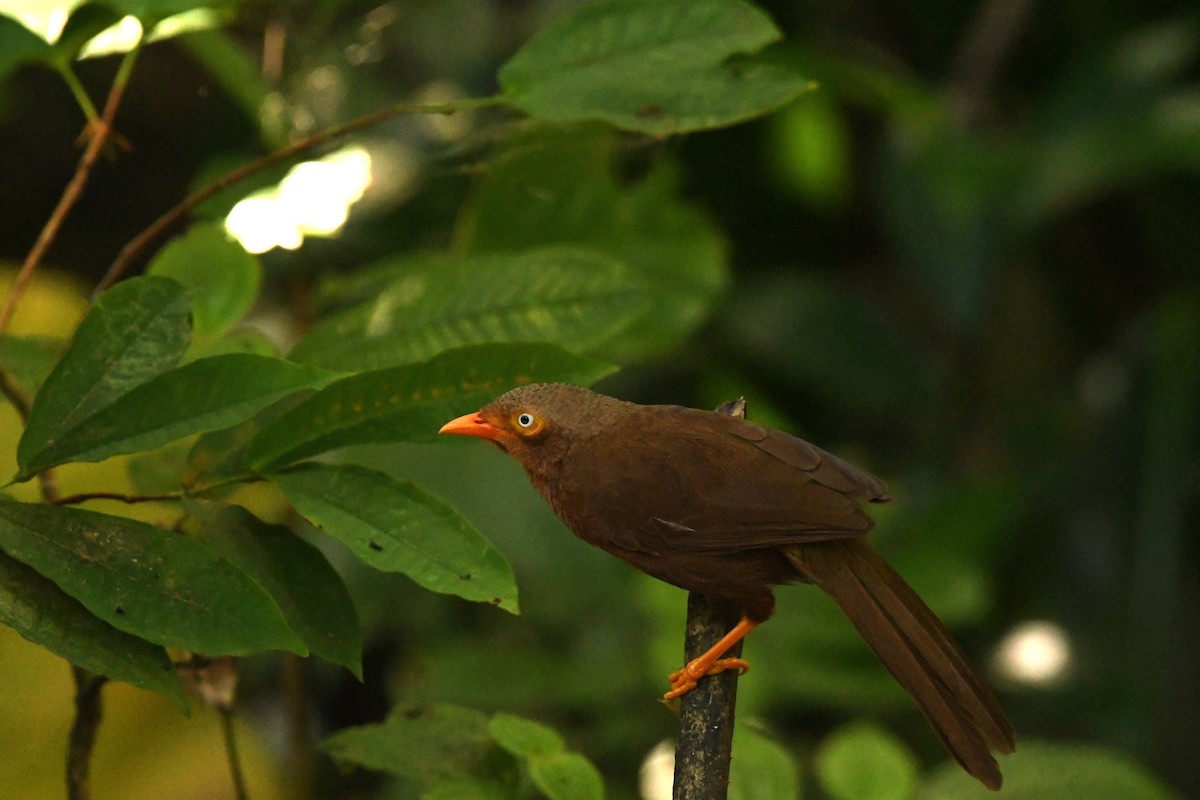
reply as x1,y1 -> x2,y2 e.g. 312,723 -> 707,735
661,657 -> 750,703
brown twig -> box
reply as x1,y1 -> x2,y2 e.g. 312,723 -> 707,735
52,490 -> 183,506
94,96 -> 501,296
673,398 -> 747,800
0,46 -> 141,334
67,667 -> 108,800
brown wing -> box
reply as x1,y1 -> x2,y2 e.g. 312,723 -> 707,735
563,405 -> 888,556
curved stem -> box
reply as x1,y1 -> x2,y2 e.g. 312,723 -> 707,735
0,43 -> 142,334
67,667 -> 108,800
94,95 -> 504,296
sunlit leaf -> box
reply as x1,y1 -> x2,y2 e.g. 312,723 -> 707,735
188,500 -> 362,677
247,342 -> 615,472
0,14 -> 52,83
148,223 -> 262,342
17,276 -> 191,480
498,0 -> 808,134
272,463 -> 518,612
0,551 -> 187,710
291,247 -> 644,372
0,498 -> 305,656
18,354 -> 334,477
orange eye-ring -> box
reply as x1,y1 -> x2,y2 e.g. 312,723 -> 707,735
512,410 -> 544,436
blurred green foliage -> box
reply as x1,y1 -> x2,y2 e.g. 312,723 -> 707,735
0,0 -> 1198,799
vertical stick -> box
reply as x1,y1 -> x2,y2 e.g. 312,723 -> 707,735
672,398 -> 747,800
672,594 -> 745,800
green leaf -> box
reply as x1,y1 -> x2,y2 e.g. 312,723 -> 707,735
498,0 -> 808,134
246,342 -> 615,471
729,724 -> 801,800
0,498 -> 305,656
28,352 -> 336,474
148,223 -> 262,343
321,703 -> 497,783
457,126 -> 729,361
922,741 -> 1182,800
17,354 -> 334,477
181,394 -> 306,493
17,276 -> 192,480
0,551 -> 187,711
187,500 -> 363,677
488,713 -> 565,759
51,3 -> 123,65
290,247 -> 645,372
0,14 -> 52,83
815,721 -> 918,800
272,463 -> 518,613
528,751 -> 604,800
125,440 -> 193,495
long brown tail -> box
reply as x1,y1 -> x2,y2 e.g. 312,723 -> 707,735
785,538 -> 1016,790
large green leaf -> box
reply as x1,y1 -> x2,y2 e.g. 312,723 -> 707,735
147,223 -> 262,343
17,276 -> 191,480
181,394 -> 307,494
272,463 -> 518,613
815,722 -> 917,800
457,126 -> 728,361
290,247 -> 644,372
498,0 -> 808,134
246,342 -> 615,472
187,500 -> 363,677
922,741 -> 1182,800
0,499 -> 304,656
322,703 -> 498,783
16,354 -> 334,478
0,551 -> 187,710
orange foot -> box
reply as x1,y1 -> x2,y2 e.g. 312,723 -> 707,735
663,656 -> 750,701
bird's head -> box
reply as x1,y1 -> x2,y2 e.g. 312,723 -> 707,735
439,383 -> 617,478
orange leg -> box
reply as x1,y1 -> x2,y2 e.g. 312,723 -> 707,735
664,616 -> 759,701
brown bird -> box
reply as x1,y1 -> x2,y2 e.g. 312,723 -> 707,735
440,383 -> 1015,789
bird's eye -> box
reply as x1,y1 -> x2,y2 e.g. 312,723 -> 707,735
516,412 -> 536,428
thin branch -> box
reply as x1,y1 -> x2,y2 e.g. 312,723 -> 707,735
53,490 -> 183,506
673,594 -> 744,800
94,95 -> 503,295
673,397 -> 747,800
0,368 -> 31,420
67,667 -> 108,800
219,708 -> 250,800
0,44 -> 142,334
